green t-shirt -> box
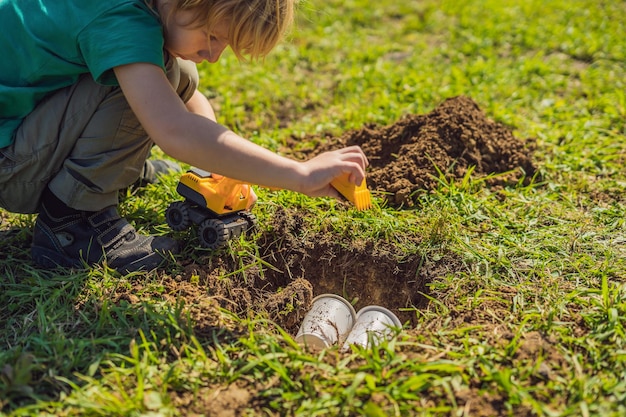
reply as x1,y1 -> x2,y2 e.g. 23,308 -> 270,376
0,0 -> 166,148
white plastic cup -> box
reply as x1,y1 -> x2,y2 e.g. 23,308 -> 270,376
341,305 -> 402,351
295,294 -> 357,349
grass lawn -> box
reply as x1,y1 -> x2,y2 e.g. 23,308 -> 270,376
1,0 -> 625,415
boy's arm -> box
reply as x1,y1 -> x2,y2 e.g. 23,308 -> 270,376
114,62 -> 367,197
185,89 -> 217,122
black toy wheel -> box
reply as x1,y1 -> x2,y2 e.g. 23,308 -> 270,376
165,201 -> 191,231
198,218 -> 229,249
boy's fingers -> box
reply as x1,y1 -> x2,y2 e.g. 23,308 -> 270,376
346,162 -> 366,185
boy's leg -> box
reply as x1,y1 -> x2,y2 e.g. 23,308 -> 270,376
0,74 -> 119,214
0,57 -> 197,213
23,75 -> 179,273
50,58 -> 198,210
1,58 -> 199,272
32,75 -> 179,272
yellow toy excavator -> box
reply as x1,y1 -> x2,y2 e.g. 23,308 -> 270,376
166,167 -> 372,249
165,168 -> 257,249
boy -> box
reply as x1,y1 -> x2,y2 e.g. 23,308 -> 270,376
0,0 -> 368,273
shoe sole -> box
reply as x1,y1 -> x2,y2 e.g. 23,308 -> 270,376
32,245 -> 171,273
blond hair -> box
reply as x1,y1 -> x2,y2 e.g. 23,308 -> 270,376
162,0 -> 295,60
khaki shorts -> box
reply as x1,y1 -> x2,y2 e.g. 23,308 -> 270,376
0,58 -> 198,214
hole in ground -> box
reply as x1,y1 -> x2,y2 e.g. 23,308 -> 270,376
176,206 -> 460,335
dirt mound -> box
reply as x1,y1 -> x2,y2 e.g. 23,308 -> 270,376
297,95 -> 537,207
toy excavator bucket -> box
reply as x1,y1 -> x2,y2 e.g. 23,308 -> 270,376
330,173 -> 372,210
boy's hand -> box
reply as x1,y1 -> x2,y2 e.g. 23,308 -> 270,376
296,145 -> 369,198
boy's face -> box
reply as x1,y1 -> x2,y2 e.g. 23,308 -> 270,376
161,8 -> 230,64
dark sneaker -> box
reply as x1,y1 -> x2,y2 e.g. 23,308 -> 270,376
136,159 -> 181,187
31,205 -> 179,273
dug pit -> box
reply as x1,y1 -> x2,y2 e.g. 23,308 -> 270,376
171,95 -> 537,334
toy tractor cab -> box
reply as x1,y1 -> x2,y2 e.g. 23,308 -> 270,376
165,168 -> 257,249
